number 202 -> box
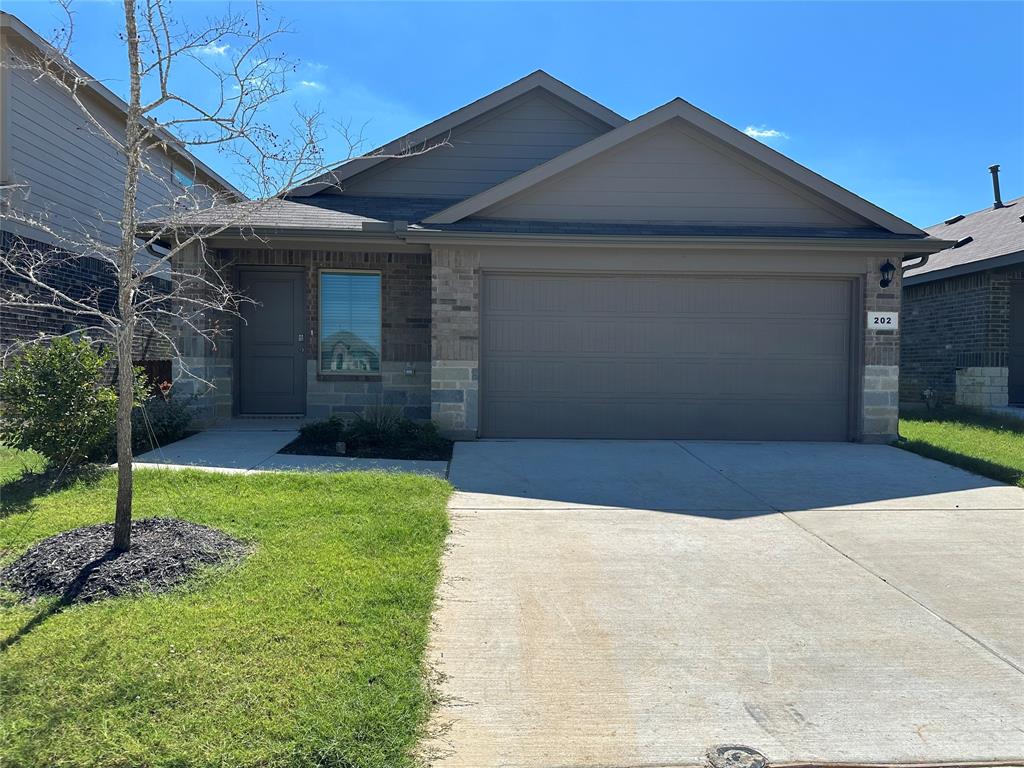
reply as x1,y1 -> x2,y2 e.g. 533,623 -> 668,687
873,316 -> 893,325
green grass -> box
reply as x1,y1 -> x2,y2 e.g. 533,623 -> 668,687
0,469 -> 451,768
900,408 -> 1024,487
0,447 -> 45,485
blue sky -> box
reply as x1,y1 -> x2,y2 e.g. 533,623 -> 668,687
6,0 -> 1023,227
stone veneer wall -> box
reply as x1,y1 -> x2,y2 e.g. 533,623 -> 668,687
900,266 -> 1024,405
430,247 -> 480,437
176,245 -> 432,425
862,260 -> 901,441
955,367 -> 1009,408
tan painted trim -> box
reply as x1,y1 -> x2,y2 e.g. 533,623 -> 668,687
287,70 -> 626,197
407,230 -> 953,254
424,98 -> 926,236
849,275 -> 866,441
204,233 -> 428,253
477,246 -> 892,275
197,226 -> 951,256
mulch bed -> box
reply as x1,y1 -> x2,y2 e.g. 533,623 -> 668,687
1,517 -> 248,604
279,438 -> 453,461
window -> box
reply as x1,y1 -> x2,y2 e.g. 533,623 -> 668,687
319,271 -> 381,374
173,168 -> 195,188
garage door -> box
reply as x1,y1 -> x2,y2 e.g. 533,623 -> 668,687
481,273 -> 853,440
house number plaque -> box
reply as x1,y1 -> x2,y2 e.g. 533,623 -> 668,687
867,311 -> 898,329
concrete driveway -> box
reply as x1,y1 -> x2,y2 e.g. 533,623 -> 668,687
425,441 -> 1024,767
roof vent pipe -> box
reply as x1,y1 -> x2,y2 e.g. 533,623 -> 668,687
989,164 -> 1004,209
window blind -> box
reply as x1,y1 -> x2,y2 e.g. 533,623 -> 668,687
319,272 -> 381,373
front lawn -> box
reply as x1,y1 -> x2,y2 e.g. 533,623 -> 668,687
0,469 -> 451,767
899,408 -> 1024,488
0,447 -> 45,485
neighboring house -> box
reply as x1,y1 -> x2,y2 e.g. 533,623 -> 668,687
901,166 -> 1024,408
166,70 -> 949,442
0,11 -> 241,376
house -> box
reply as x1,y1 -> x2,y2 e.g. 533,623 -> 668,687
167,71 -> 950,442
901,166 -> 1024,409
0,11 -> 241,376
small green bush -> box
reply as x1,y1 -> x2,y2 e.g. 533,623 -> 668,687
0,338 -> 137,468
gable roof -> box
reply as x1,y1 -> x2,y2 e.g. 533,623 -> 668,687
424,97 -> 925,236
903,196 -> 1024,285
287,70 -> 626,198
0,11 -> 244,200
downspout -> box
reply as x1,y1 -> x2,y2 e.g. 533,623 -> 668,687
901,252 -> 929,272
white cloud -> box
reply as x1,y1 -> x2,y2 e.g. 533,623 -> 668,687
304,62 -> 328,73
198,42 -> 230,57
744,125 -> 789,141
299,80 -> 325,91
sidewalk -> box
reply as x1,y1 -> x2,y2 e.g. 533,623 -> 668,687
132,428 -> 448,477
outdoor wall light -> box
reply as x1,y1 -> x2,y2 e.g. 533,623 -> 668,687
879,259 -> 896,288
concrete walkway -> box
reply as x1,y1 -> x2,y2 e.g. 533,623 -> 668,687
132,427 -> 448,477
425,440 -> 1024,767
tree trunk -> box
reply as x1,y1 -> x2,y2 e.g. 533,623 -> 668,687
112,0 -> 143,553
113,319 -> 135,552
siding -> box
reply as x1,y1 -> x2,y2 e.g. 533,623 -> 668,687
339,88 -> 611,200
478,118 -> 871,227
1,33 -> 207,248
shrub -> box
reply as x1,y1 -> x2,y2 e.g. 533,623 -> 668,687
387,419 -> 451,460
355,404 -> 403,436
0,338 -> 130,468
298,415 -> 346,446
288,410 -> 452,460
132,394 -> 194,452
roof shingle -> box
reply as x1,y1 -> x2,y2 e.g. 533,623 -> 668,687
905,196 -> 1024,282
158,194 -> 939,243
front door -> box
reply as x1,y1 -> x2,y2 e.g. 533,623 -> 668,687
237,267 -> 306,415
1010,281 -> 1024,405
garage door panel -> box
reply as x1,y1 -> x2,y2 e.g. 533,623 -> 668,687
481,273 -> 853,440
488,359 -> 845,398
486,317 -> 849,358
485,397 -> 849,441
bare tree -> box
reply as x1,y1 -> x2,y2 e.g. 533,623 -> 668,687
0,0 -> 330,551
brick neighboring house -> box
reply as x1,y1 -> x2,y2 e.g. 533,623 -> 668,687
0,12 -> 241,379
901,166 -> 1024,408
159,71 -> 951,443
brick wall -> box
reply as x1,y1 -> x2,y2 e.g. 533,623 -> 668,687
901,266 -> 1024,404
1,229 -> 173,363
181,246 -> 432,424
430,247 -> 480,437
